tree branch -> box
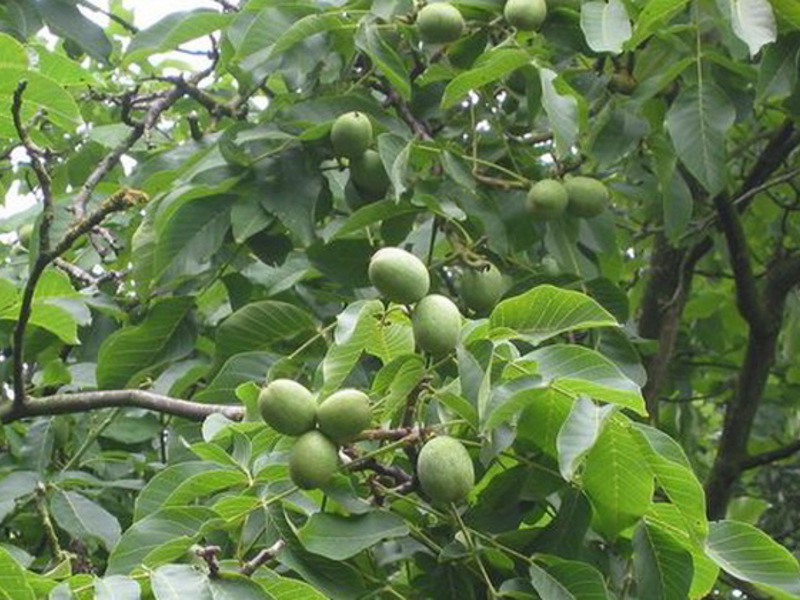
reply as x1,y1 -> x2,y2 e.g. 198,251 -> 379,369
0,390 -> 244,424
11,188 -> 148,406
741,439 -> 800,471
240,540 -> 284,576
12,81 -> 53,253
713,195 -> 769,330
73,64 -> 214,219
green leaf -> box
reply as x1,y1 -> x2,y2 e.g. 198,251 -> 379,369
0,33 -> 27,67
539,68 -> 579,158
208,575 -> 274,599
529,557 -> 610,599
322,300 -> 383,394
372,354 -> 426,422
556,397 -> 615,481
705,520 -> 800,595
632,521 -> 693,600
441,49 -> 531,109
355,20 -> 411,100
769,0 -> 800,28
521,345 -> 646,415
757,35 -> 800,100
151,565 -> 211,600
269,507 -> 367,600
364,309 -> 414,365
95,576 -> 141,600
134,462 -> 245,521
155,196 -> 232,283
107,507 -> 218,575
517,389 -> 573,458
329,200 -> 420,241
581,421 -> 654,538
297,512 -> 409,560
490,285 -> 618,345
35,0 -> 112,62
580,0 -> 632,54
0,67 -> 81,138
665,82 -> 735,196
257,146 -> 323,245
0,472 -> 40,504
629,0 -> 689,46
729,0 -> 777,56
193,352 -> 275,404
256,571 -> 328,600
646,505 -> 720,598
215,301 -> 316,362
633,424 -> 707,539
269,11 -> 358,60
0,546 -> 35,600
49,490 -> 121,551
125,10 -> 232,64
96,297 -> 194,389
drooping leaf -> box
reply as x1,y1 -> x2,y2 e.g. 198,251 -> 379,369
556,397 -> 616,481
705,520 -> 800,595
580,0 -> 632,54
729,0 -> 777,56
665,82 -> 735,196
355,19 -> 411,100
539,68 -> 579,158
581,421 -> 654,538
632,521 -> 693,600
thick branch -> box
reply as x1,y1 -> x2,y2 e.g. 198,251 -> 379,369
713,195 -> 769,330
0,390 -> 244,424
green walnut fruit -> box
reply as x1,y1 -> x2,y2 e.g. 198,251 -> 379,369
258,379 -> 316,436
541,255 -> 560,276
18,223 -> 34,248
417,3 -> 465,44
330,111 -> 373,159
369,247 -> 430,304
317,389 -> 372,443
565,176 -> 609,218
417,436 -> 475,504
526,178 -> 568,221
412,294 -> 462,356
350,149 -> 390,198
504,0 -> 547,30
289,431 -> 340,490
460,264 -> 503,314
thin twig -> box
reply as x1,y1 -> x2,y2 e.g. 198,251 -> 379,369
239,540 -> 285,576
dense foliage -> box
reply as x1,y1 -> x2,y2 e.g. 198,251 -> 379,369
1,0 -> 800,598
